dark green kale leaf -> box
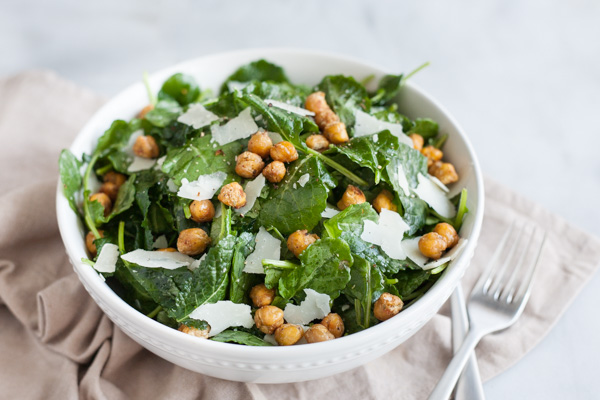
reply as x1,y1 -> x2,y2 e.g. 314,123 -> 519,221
408,118 -> 439,140
95,120 -> 136,156
158,73 -> 200,106
240,81 -> 311,107
370,74 -> 403,106
211,330 -> 272,346
343,256 -> 384,330
144,98 -> 183,128
89,174 -> 137,225
221,59 -> 289,93
317,75 -> 371,126
229,232 -> 257,304
393,269 -> 431,298
59,149 -> 82,215
371,107 -> 414,133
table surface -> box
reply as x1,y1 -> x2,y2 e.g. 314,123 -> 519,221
2,1 -> 599,398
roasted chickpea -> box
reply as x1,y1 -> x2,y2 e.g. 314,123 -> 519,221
323,122 -> 349,144
374,293 -> 403,321
254,305 -> 284,334
320,313 -> 344,338
270,141 -> 298,163
305,92 -> 339,129
133,135 -> 160,159
274,324 -> 304,346
85,230 -> 104,256
103,171 -> 127,186
304,324 -> 335,343
372,189 -> 398,213
262,161 -> 286,183
421,145 -> 443,167
89,192 -> 112,216
418,232 -> 447,259
189,200 -> 215,223
178,324 -> 209,339
305,134 -> 330,152
137,104 -> 154,119
429,161 -> 459,185
433,222 -> 459,249
177,228 -> 211,256
218,182 -> 247,209
250,283 -> 276,308
409,133 -> 424,151
247,131 -> 273,159
156,247 -> 177,252
287,230 -> 319,258
235,151 -> 265,179
99,182 -> 119,202
337,185 -> 366,211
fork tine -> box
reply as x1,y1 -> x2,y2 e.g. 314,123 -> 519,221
507,230 -> 546,304
499,226 -> 535,302
488,224 -> 526,298
471,221 -> 515,295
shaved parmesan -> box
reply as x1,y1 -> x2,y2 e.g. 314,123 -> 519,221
263,334 -> 278,346
423,239 -> 468,270
155,155 -> 166,168
211,108 -> 258,145
354,110 -> 413,147
227,81 -> 249,92
283,289 -> 331,325
297,173 -> 309,187
429,175 -> 450,192
267,131 -> 283,144
321,205 -> 340,219
373,133 -> 379,143
177,103 -> 219,129
413,174 -> 456,218
188,301 -> 254,337
188,253 -> 206,272
360,209 -> 410,260
401,237 -> 427,268
128,156 -> 156,172
152,235 -> 168,249
235,174 -> 265,215
177,172 -> 226,201
121,249 -> 195,270
264,99 -> 315,117
243,227 -> 280,274
166,179 -> 178,193
94,243 -> 119,273
396,163 -> 411,196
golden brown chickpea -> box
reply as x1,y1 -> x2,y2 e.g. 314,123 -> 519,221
99,182 -> 119,202
254,305 -> 284,334
262,161 -> 287,183
85,230 -> 104,256
337,185 -> 367,211
235,151 -> 265,179
429,161 -> 459,185
247,131 -> 273,159
89,192 -> 112,217
274,324 -> 304,346
304,324 -> 335,343
305,134 -> 330,152
418,232 -> 447,260
218,182 -> 247,209
433,222 -> 459,249
409,133 -> 424,151
178,324 -> 209,339
374,292 -> 403,321
305,92 -> 339,130
372,189 -> 398,213
137,104 -> 155,119
133,135 -> 160,159
177,228 -> 211,256
189,200 -> 215,223
323,122 -> 349,145
421,145 -> 443,167
270,141 -> 298,163
156,247 -> 177,252
287,230 -> 319,258
250,283 -> 276,308
320,313 -> 344,338
103,171 -> 127,187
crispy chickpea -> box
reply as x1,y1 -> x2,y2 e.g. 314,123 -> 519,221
418,232 -> 447,260
218,182 -> 247,209
421,145 -> 443,167
262,161 -> 286,183
304,324 -> 335,343
250,283 -> 276,308
372,189 -> 398,213
137,104 -> 154,119
89,192 -> 112,217
305,92 -> 339,130
270,141 -> 298,163
104,171 -> 127,187
85,230 -> 104,256
433,222 -> 459,249
409,133 -> 424,151
247,131 -> 273,159
320,313 -> 344,338
133,135 -> 160,159
337,185 -> 366,211
189,200 -> 215,223
235,151 -> 265,179
429,161 -> 459,185
323,122 -> 349,144
177,228 -> 211,256
178,324 -> 209,339
305,134 -> 330,152
99,182 -> 119,202
287,230 -> 319,258
374,293 -> 403,321
156,247 -> 177,252
254,305 -> 284,334
274,324 -> 304,346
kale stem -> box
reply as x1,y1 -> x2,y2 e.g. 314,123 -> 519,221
429,262 -> 449,275
83,153 -> 101,239
403,61 -> 431,82
81,258 -> 95,267
143,71 -> 157,106
146,305 -> 162,319
454,188 -> 468,231
385,278 -> 399,285
433,133 -> 448,149
306,148 -> 368,186
262,259 -> 299,269
95,164 -> 112,175
118,221 -> 126,253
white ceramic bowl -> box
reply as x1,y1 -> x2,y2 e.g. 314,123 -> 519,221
56,48 -> 484,383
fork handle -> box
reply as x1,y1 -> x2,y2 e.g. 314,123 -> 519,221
429,328 -> 485,400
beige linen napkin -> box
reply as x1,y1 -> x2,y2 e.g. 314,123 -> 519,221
1,71 -> 599,400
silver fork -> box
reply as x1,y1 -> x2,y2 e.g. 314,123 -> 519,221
429,223 -> 546,400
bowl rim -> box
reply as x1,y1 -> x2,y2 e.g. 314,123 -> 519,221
56,47 -> 485,357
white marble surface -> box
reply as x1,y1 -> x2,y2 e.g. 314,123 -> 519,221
2,0 -> 600,397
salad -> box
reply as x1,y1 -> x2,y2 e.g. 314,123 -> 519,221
59,60 -> 468,346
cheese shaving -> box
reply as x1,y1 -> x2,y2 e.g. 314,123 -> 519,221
297,173 -> 310,188
93,243 -> 119,273
243,227 -> 280,274
401,236 -> 427,268
429,175 -> 450,192
264,99 -> 316,117
353,109 -> 413,147
360,209 -> 410,260
283,289 -> 331,325
235,174 -> 265,215
152,235 -> 168,249
413,174 -> 456,218
121,249 -> 195,270
188,301 -> 254,337
423,238 -> 468,270
177,172 -> 226,201
396,163 -> 411,196
211,108 -> 258,145
321,205 -> 340,219
177,103 -> 219,129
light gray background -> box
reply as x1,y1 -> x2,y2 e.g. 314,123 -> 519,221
2,0 -> 599,397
